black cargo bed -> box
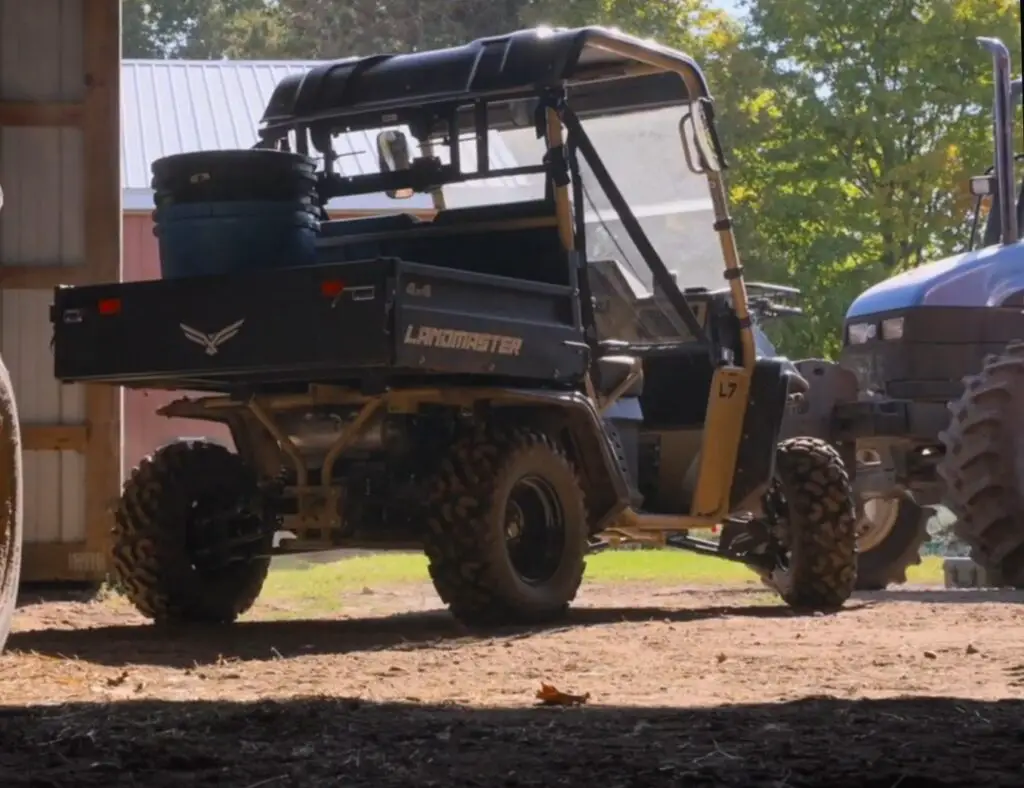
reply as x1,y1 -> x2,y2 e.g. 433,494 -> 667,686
51,259 -> 587,391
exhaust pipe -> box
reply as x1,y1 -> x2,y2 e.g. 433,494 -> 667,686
978,37 -> 1017,244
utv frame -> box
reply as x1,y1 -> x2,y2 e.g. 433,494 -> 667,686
153,27 -> 784,549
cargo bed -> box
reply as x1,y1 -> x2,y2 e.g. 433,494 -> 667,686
51,259 -> 588,391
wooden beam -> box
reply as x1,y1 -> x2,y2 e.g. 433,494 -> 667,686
81,0 -> 123,565
0,265 -> 86,289
0,100 -> 83,127
21,424 -> 89,452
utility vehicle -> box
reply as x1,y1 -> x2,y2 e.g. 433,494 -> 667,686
50,26 -> 857,627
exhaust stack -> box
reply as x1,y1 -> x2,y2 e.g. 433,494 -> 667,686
978,37 -> 1017,244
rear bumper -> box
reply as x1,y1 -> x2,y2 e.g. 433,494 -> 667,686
832,398 -> 949,443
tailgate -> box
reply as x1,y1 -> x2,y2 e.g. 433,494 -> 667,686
51,261 -> 395,384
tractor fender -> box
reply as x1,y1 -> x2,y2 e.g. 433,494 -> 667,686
779,359 -> 858,443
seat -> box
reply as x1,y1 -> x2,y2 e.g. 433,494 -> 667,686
318,212 -> 423,239
595,354 -> 644,398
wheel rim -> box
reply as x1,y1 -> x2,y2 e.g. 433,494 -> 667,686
184,492 -> 265,573
504,475 -> 566,584
856,498 -> 901,552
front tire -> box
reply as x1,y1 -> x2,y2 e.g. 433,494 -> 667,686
764,437 -> 858,611
938,342 -> 1024,586
113,440 -> 273,625
0,356 -> 22,652
423,424 -> 588,628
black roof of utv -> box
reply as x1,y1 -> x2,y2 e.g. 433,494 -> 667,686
259,26 -> 712,136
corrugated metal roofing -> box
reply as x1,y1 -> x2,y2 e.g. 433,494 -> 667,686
121,59 -> 537,212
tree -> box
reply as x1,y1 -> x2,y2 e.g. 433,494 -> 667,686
122,0 -> 284,59
261,0 -> 737,61
718,0 -> 1022,358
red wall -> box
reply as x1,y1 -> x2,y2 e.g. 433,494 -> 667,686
122,214 -> 233,478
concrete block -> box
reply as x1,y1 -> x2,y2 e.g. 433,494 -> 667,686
943,556 -> 1004,589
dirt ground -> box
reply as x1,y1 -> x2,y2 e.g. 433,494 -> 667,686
2,582 -> 1024,787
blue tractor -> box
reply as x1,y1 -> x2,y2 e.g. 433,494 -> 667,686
792,37 -> 1022,588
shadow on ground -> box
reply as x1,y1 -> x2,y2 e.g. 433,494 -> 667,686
857,588 -> 1024,604
696,586 -> 1024,605
5,602 -> 860,668
0,695 -> 1020,787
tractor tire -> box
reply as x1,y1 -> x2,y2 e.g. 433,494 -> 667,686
938,342 -> 1024,586
0,356 -> 22,652
854,497 -> 929,590
764,437 -> 858,611
423,424 -> 588,628
113,440 -> 273,625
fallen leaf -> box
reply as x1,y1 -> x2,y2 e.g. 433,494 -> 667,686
106,670 -> 129,687
535,682 -> 590,707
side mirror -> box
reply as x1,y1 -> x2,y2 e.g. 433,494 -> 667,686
690,98 -> 724,173
377,130 -> 414,199
970,175 -> 995,197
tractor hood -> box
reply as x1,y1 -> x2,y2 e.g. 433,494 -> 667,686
845,240 -> 1024,320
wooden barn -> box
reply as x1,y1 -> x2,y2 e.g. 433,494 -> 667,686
2,0 -> 121,584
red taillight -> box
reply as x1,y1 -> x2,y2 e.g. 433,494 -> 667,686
97,298 -> 121,316
321,280 -> 345,298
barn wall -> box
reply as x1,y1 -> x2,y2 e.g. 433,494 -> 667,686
0,0 -> 121,582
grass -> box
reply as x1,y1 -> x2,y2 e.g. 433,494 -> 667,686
259,549 -> 946,609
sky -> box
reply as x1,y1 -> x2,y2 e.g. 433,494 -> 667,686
709,0 -> 743,15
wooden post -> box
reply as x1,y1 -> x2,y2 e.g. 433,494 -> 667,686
80,0 -> 122,574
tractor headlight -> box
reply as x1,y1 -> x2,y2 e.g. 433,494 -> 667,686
847,322 -> 877,345
881,316 -> 905,341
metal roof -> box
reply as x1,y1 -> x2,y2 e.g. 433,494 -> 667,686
121,59 -> 534,212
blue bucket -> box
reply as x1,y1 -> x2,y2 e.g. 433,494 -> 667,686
154,200 -> 321,279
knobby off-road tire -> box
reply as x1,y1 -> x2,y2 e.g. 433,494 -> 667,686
854,497 -> 929,591
424,425 -> 589,628
766,437 -> 858,611
938,342 -> 1024,587
113,440 -> 272,625
0,355 -> 22,653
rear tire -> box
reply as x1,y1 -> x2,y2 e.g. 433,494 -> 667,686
938,342 -> 1024,587
765,437 -> 858,611
113,440 -> 273,624
423,424 -> 588,628
854,497 -> 929,590
0,356 -> 21,652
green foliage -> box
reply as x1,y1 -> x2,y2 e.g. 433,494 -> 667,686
122,1 -> 282,58
719,0 -> 1022,358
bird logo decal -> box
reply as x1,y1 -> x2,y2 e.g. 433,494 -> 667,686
179,319 -> 245,356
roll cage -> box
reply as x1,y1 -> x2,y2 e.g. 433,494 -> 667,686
256,25 -> 756,371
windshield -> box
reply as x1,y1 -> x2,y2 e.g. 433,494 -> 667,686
575,104 -> 724,344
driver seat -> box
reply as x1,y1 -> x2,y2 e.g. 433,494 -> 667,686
594,339 -> 644,399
